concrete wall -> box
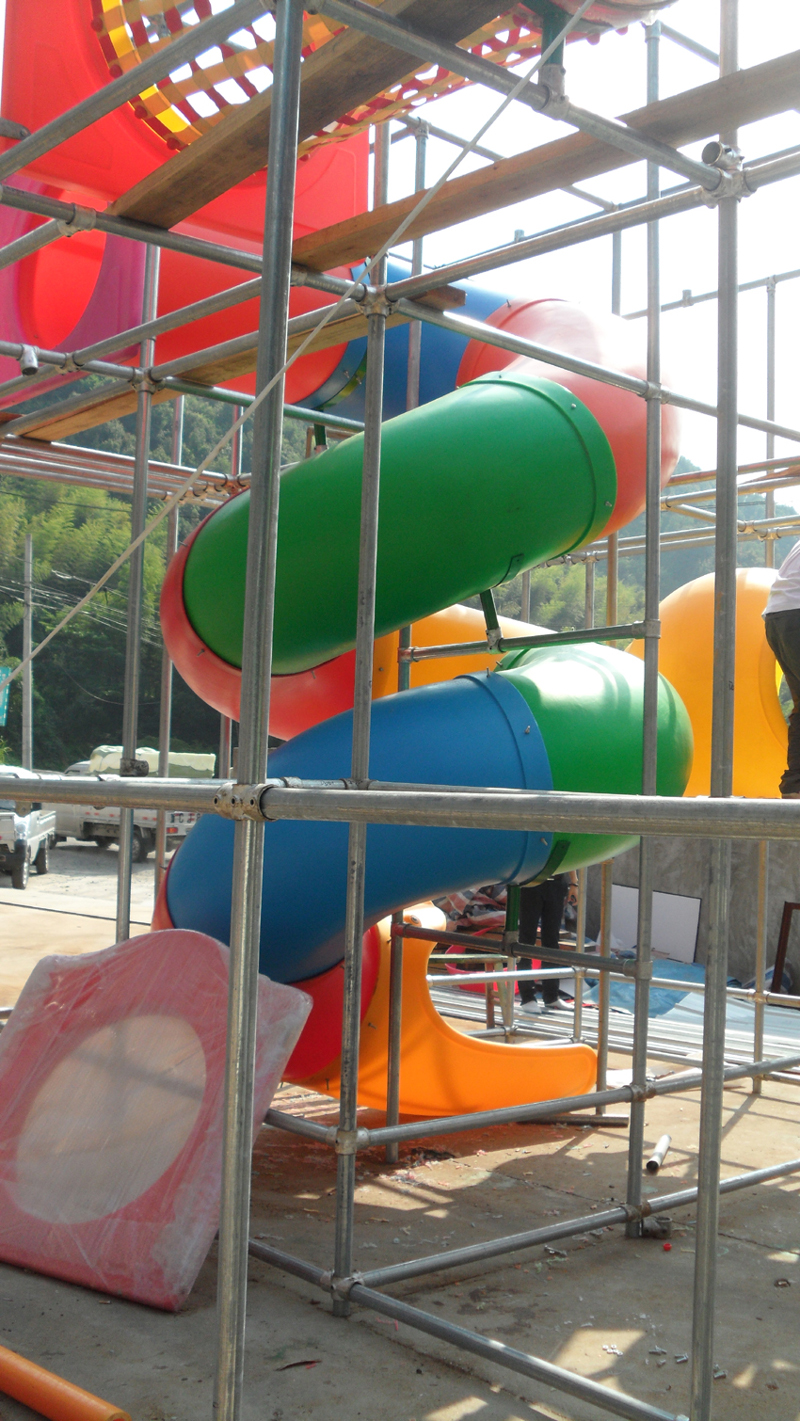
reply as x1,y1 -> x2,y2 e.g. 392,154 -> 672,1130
584,838 -> 800,986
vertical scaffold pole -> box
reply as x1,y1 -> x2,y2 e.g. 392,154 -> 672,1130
154,397 -> 183,899
573,868 -> 586,1042
752,840 -> 769,1096
116,243 -> 159,942
764,276 -> 776,567
378,118 -> 405,1167
333,125 -> 389,1307
217,404 -> 241,782
21,532 -> 32,770
573,571 -> 595,1044
611,232 -> 622,316
405,122 -> 427,413
691,3 -> 738,1414
596,860 -> 613,1110
584,558 -> 595,631
626,17 -> 661,1236
212,5 -> 303,1418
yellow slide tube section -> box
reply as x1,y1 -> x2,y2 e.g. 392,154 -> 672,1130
302,905 -> 597,1118
630,567 -> 786,798
371,605 -> 545,700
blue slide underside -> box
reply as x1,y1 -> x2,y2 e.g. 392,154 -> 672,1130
166,673 -> 553,982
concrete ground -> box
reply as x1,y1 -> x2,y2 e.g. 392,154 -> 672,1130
0,878 -> 799,1421
0,841 -> 157,1005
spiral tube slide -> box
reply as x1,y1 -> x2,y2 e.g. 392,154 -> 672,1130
161,648 -> 692,985
161,371 -> 616,694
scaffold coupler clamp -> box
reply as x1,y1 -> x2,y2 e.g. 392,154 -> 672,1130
621,958 -> 653,981
534,65 -> 569,121
320,1270 -> 363,1301
213,780 -> 271,820
700,142 -> 752,204
334,1126 -> 369,1155
362,286 -> 396,319
56,202 -> 97,238
630,1074 -> 657,1104
119,756 -> 150,777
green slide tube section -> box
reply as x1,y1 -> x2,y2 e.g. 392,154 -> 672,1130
497,643 -> 694,874
183,372 -> 616,676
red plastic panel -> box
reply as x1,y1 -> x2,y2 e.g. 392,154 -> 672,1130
0,1 -> 368,397
457,298 -> 681,535
153,867 -> 380,1083
284,925 -> 381,1082
0,930 -> 310,1310
159,508 -> 243,721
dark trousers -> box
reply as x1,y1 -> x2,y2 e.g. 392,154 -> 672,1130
518,879 -> 569,1004
765,609 -> 800,794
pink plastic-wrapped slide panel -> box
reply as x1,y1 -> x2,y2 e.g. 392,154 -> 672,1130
0,930 -> 310,1310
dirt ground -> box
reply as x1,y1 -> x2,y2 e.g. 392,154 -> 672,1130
0,877 -> 798,1421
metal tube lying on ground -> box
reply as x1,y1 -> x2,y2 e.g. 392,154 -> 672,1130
646,1134 -> 672,1173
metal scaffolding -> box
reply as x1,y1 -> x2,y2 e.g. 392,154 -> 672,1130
1,3 -> 799,1420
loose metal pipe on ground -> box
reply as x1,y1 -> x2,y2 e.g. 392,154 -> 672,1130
116,245 -> 159,943
212,6 -> 303,1419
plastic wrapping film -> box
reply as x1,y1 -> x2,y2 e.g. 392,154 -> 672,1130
0,930 -> 310,1311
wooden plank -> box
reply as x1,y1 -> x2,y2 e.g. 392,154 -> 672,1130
18,306 -> 413,441
293,48 -> 800,271
110,0 -> 506,230
186,308 -> 410,387
17,385 -> 176,444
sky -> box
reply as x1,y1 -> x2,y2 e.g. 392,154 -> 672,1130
379,1 -> 800,483
0,0 -> 798,482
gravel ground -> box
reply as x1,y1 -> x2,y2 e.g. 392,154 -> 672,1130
0,839 -> 169,908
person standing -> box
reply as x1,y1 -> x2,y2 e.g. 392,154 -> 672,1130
764,539 -> 800,797
516,871 -> 578,1014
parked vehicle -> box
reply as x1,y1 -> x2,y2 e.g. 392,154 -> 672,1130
0,766 -> 56,890
52,745 -> 214,860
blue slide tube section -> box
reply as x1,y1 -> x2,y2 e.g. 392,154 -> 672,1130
166,673 -> 553,982
305,257 -> 507,422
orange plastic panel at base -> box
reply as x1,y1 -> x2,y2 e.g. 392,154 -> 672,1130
630,567 -> 786,798
300,906 -> 597,1118
0,1344 -> 129,1421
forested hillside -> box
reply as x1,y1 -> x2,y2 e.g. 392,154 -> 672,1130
0,393 -> 305,768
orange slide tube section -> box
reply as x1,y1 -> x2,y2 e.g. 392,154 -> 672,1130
300,906 -> 597,1117
0,1344 -> 130,1421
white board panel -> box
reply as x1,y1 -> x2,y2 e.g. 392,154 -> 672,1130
610,885 -> 700,964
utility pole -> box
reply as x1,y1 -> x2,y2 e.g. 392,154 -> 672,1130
22,533 -> 33,769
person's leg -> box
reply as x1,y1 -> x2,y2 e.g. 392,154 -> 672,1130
539,878 -> 569,1005
765,610 -> 800,794
518,885 -> 545,1004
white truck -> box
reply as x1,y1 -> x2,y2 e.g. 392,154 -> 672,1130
53,745 -> 215,862
0,766 -> 57,889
